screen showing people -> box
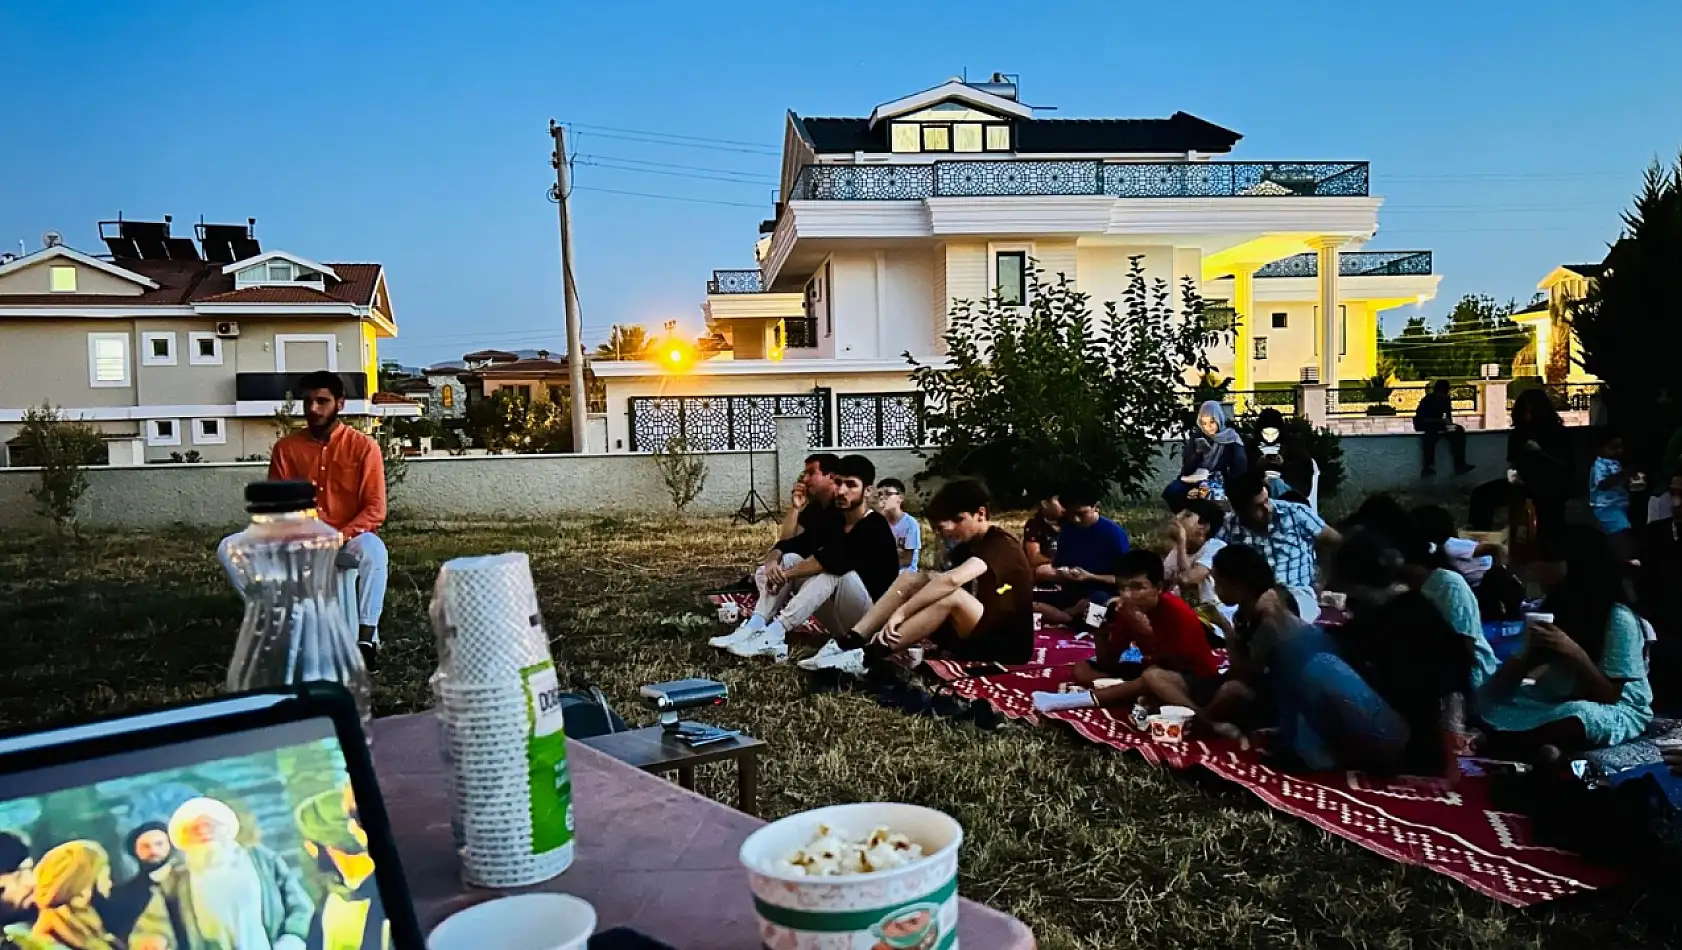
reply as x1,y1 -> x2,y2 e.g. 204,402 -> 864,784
0,717 -> 389,950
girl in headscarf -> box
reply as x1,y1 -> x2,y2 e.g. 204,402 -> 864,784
1164,400 -> 1247,512
23,840 -> 117,950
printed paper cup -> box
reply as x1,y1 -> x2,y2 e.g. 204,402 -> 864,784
740,803 -> 962,950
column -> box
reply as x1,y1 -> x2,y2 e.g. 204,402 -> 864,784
1309,237 -> 1346,389
1230,263 -> 1259,404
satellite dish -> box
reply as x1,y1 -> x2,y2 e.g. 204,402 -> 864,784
42,230 -> 63,248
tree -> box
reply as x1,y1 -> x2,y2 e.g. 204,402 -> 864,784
910,257 -> 1229,506
1378,294 -> 1529,381
651,437 -> 707,514
18,405 -> 106,538
1571,155 -> 1682,464
595,324 -> 652,361
464,390 -> 574,454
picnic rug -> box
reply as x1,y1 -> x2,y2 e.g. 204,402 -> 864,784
706,594 -> 1630,906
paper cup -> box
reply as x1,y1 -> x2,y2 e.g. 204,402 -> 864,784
429,894 -> 595,950
740,803 -> 962,950
1084,602 -> 1108,628
718,602 -> 743,624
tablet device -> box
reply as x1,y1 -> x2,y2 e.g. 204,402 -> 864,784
0,682 -> 424,949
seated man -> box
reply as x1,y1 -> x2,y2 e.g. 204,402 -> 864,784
1162,498 -> 1227,624
874,478 -> 922,573
722,455 -> 899,662
1033,550 -> 1222,714
1034,480 -> 1130,626
711,453 -> 840,651
217,370 -> 386,666
1221,469 -> 1339,621
805,479 -> 1034,675
1413,379 -> 1474,477
1022,490 -> 1064,582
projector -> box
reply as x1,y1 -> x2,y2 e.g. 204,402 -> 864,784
639,679 -> 737,747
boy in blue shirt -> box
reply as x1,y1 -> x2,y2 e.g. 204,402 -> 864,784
875,478 -> 922,573
1589,433 -> 1634,536
1034,480 -> 1130,626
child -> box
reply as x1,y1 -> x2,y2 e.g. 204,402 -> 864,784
1413,504 -> 1523,621
1023,490 -> 1065,579
1589,433 -> 1636,549
1032,550 -> 1221,714
875,478 -> 922,573
805,479 -> 1034,674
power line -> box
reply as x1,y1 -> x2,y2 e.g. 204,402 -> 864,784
573,158 -> 777,187
569,184 -> 765,208
576,152 -> 778,179
561,121 -> 777,151
564,128 -> 780,156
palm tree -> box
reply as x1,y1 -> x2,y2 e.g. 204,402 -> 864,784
595,324 -> 651,361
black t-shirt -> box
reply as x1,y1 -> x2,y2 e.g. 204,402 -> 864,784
813,509 -> 901,601
776,502 -> 845,558
951,526 -> 1035,654
1022,515 -> 1059,563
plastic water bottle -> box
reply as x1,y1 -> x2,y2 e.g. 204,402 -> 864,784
224,480 -> 372,730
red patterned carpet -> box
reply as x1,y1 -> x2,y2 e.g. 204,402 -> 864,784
707,594 -> 1628,905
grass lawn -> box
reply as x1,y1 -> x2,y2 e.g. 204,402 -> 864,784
0,510 -> 1669,949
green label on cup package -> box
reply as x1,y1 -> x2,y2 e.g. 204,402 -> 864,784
522,660 -> 574,855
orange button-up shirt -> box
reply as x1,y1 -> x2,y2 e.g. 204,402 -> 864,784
268,424 -> 386,537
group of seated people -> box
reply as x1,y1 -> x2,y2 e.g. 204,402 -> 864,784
714,451 -> 1658,778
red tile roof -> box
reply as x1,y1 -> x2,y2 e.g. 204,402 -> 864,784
371,391 -> 419,405
0,258 -> 383,308
468,358 -> 570,376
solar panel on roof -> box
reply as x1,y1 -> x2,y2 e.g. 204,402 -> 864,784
104,236 -> 141,259
165,238 -> 200,260
197,224 -> 245,263
122,221 -> 171,260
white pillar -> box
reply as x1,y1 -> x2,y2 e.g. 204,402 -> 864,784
1309,237 -> 1346,391
1230,263 -> 1259,403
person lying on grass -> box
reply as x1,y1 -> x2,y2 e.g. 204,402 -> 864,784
798,478 -> 1035,676
1030,550 -> 1221,715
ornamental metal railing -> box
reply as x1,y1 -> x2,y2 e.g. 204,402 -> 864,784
1254,251 -> 1433,279
707,269 -> 763,294
1330,382 -> 1479,418
836,393 -> 923,448
789,160 -> 1370,201
783,317 -> 819,349
1506,382 -> 1601,413
627,393 -> 829,452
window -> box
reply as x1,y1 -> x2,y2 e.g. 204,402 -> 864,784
1271,312 -> 1288,329
920,125 -> 951,152
50,266 -> 77,293
141,331 -> 177,367
192,418 -> 226,445
890,123 -> 919,153
954,123 -> 983,153
1314,305 -> 1350,357
440,385 -> 455,409
146,419 -> 180,447
984,124 -> 1012,152
512,385 -> 532,402
995,251 -> 1027,307
1254,337 -> 1268,360
87,333 -> 130,387
266,261 -> 294,282
188,331 -> 223,366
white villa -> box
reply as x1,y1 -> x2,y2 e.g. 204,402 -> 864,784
591,75 -> 1441,453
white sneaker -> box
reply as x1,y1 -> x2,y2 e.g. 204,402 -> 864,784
709,615 -> 765,649
1032,690 -> 1096,714
796,639 -> 846,670
728,628 -> 789,662
803,646 -> 866,677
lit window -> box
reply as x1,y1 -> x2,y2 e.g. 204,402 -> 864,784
50,266 -> 77,293
147,419 -> 180,447
890,123 -> 919,153
984,124 -> 1011,151
1254,337 -> 1268,360
920,125 -> 951,152
1272,312 -> 1288,329
995,251 -> 1027,307
954,123 -> 983,153
192,418 -> 226,445
88,333 -> 129,387
142,331 -> 177,366
441,385 -> 454,408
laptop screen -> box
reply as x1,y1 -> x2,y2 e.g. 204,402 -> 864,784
0,714 -> 395,950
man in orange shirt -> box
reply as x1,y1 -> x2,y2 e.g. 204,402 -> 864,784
218,370 -> 387,665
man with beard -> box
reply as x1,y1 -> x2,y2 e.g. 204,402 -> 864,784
723,455 -> 899,663
295,787 -> 386,950
94,822 -> 172,944
216,370 -> 387,667
130,798 -> 313,950
0,833 -> 35,937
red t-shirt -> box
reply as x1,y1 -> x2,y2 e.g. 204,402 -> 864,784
1107,592 -> 1221,679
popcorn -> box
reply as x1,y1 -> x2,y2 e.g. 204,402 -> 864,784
774,823 -> 924,877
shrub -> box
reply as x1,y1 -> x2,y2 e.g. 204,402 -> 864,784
651,437 -> 707,513
18,405 -> 105,537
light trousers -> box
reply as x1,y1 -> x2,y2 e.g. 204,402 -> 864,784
754,553 -> 873,635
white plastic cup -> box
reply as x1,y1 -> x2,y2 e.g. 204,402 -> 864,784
1084,602 -> 1107,629
428,894 -> 596,950
718,602 -> 742,624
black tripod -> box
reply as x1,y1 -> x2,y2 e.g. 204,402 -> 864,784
732,445 -> 776,525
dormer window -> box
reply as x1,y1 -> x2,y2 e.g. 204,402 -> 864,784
267,261 -> 295,282
887,104 -> 1013,155
227,253 -> 337,290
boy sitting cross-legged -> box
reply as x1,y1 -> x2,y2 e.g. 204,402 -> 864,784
800,478 -> 1035,676
1032,549 -> 1222,715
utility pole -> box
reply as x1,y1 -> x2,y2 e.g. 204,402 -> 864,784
550,120 -> 588,453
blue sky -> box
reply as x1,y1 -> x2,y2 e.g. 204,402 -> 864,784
3,1 -> 1678,367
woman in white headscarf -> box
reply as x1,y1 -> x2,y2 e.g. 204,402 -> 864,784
1164,400 -> 1247,512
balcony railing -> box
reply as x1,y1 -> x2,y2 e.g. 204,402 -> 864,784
1330,382 -> 1478,418
784,317 -> 819,349
236,372 -> 368,401
1255,251 -> 1433,279
789,160 -> 1370,201
707,269 -> 764,294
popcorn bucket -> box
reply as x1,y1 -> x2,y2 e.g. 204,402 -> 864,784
740,803 -> 962,950
1147,706 -> 1194,745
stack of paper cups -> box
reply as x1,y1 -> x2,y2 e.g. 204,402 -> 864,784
431,553 -> 575,889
